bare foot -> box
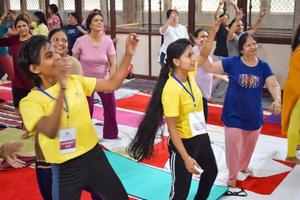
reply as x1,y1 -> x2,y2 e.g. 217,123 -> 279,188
285,156 -> 300,164
227,179 -> 237,188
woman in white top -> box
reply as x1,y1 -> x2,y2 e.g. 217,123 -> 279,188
159,9 -> 189,68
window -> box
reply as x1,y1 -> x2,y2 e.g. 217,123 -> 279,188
172,0 -> 188,11
49,0 -> 59,5
108,0 -> 123,11
201,0 -> 219,12
116,0 -> 123,11
270,0 -> 294,13
27,0 -> 40,10
84,0 -> 101,11
64,0 -> 75,10
144,0 -> 164,12
9,0 -> 21,10
247,0 -> 260,13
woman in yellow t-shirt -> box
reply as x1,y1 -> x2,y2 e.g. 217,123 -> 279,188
18,34 -> 139,199
32,11 -> 49,36
128,19 -> 224,200
282,24 -> 300,164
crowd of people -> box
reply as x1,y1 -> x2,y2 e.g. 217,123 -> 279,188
0,0 -> 299,199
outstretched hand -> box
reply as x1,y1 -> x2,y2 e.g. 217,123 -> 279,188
125,33 -> 140,56
236,10 -> 244,20
212,16 -> 226,33
6,154 -> 26,168
1,141 -> 23,156
230,0 -> 237,6
259,8 -> 266,18
1,141 -> 26,168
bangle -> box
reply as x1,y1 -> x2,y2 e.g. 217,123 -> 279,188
274,99 -> 281,104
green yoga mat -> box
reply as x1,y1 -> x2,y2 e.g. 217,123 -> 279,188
0,128 -> 35,157
104,150 -> 227,200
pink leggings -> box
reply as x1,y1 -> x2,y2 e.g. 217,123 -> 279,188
224,126 -> 261,181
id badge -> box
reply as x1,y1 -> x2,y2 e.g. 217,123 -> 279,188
189,111 -> 207,136
59,128 -> 76,154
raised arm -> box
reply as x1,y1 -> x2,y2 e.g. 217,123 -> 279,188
230,0 -> 241,15
94,33 -> 139,92
228,10 -> 244,41
33,59 -> 69,139
215,0 -> 225,20
249,9 -> 266,34
160,16 -> 172,34
197,17 -> 224,65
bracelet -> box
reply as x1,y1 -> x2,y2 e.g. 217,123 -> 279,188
274,99 -> 281,104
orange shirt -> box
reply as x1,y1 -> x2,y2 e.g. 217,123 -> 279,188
282,46 -> 300,135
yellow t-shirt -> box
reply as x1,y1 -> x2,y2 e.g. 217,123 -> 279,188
162,70 -> 203,139
32,22 -> 49,36
20,75 -> 98,164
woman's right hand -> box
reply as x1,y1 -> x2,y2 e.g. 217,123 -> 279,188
55,57 -> 71,89
125,33 -> 139,56
184,156 -> 201,175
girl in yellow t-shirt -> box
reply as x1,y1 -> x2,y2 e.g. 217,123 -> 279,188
128,18 -> 224,199
18,34 -> 139,199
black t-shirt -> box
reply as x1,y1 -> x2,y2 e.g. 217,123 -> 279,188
213,24 -> 229,57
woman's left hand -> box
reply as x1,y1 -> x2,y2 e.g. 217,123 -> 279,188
271,100 -> 281,115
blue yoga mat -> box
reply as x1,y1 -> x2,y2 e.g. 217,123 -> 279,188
104,151 -> 228,200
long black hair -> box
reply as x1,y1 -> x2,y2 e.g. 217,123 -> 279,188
49,4 -> 63,27
127,38 -> 192,161
33,11 -> 48,26
292,24 -> 300,52
17,36 -> 49,87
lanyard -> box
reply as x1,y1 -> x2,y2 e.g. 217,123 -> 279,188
37,87 -> 69,119
171,73 -> 196,108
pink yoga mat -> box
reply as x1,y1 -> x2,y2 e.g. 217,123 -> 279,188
93,106 -> 144,128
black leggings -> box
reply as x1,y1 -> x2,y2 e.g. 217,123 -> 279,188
51,145 -> 128,200
36,162 -> 102,200
168,134 -> 218,200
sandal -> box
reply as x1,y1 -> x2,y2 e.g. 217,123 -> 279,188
224,188 -> 248,197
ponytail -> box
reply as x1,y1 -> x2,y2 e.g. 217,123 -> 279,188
127,38 -> 192,161
127,65 -> 170,160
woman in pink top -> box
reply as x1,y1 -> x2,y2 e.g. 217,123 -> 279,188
72,12 -> 118,139
47,4 -> 62,31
